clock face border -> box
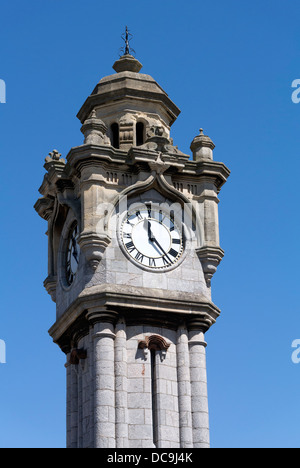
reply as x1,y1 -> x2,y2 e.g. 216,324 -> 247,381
118,204 -> 186,273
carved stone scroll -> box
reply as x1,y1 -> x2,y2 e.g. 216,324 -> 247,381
69,348 -> 87,365
138,334 -> 171,361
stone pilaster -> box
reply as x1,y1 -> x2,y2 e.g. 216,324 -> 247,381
66,356 -> 72,448
69,359 -> 79,448
89,312 -> 116,448
115,318 -> 129,448
188,329 -> 210,448
177,325 -> 193,448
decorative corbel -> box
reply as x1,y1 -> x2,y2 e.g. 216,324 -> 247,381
43,275 -> 57,303
77,231 -> 111,271
196,246 -> 224,287
34,196 -> 55,221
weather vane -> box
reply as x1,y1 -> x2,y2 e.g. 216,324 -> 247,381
120,26 -> 135,57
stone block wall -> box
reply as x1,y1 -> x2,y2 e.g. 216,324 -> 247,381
66,322 -> 209,448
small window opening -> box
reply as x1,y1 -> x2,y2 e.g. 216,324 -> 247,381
111,123 -> 119,149
136,122 -> 145,146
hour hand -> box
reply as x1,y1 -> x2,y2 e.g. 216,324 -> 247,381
144,218 -> 154,241
72,238 -> 79,263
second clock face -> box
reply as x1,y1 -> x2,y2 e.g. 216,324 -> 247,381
120,206 -> 184,270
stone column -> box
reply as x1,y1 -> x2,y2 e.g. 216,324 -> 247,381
188,329 -> 210,448
115,318 -> 129,448
65,356 -> 72,448
69,359 -> 79,448
77,363 -> 83,448
177,325 -> 193,448
89,311 -> 116,448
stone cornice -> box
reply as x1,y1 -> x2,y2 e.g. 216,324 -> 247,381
64,144 -> 230,189
65,144 -> 127,171
48,284 -> 221,352
183,160 -> 231,191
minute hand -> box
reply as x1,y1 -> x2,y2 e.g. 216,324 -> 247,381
152,237 -> 173,263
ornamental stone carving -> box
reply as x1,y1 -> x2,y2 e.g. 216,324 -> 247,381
69,348 -> 87,365
45,149 -> 65,163
138,334 -> 171,361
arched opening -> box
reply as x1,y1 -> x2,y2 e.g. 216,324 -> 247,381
138,334 -> 171,447
111,123 -> 119,149
136,122 -> 145,146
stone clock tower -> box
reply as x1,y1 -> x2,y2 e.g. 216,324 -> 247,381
35,41 -> 230,448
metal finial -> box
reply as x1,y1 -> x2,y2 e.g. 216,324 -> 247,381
120,26 -> 135,57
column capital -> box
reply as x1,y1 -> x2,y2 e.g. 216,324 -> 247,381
187,317 -> 212,334
86,307 -> 119,326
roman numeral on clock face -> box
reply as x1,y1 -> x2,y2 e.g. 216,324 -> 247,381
162,256 -> 170,265
125,241 -> 135,253
159,210 -> 165,224
135,251 -> 144,262
146,204 -> 152,219
169,248 -> 178,258
121,207 -> 184,270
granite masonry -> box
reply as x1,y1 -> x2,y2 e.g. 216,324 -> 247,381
35,50 -> 230,448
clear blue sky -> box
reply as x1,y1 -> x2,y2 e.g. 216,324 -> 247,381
0,0 -> 300,448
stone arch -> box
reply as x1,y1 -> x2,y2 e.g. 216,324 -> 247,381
106,172 -> 205,247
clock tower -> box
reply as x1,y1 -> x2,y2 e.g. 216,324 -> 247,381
35,36 -> 230,448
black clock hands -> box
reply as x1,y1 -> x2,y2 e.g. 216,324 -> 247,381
144,219 -> 173,263
152,237 -> 173,264
148,218 -> 153,241
71,237 -> 79,264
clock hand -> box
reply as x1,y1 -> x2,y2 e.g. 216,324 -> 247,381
151,237 -> 173,264
72,238 -> 79,263
148,220 -> 152,240
144,218 -> 155,242
143,219 -> 173,262
73,251 -> 79,263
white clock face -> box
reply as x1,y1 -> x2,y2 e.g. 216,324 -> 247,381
120,206 -> 184,270
66,223 -> 80,285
